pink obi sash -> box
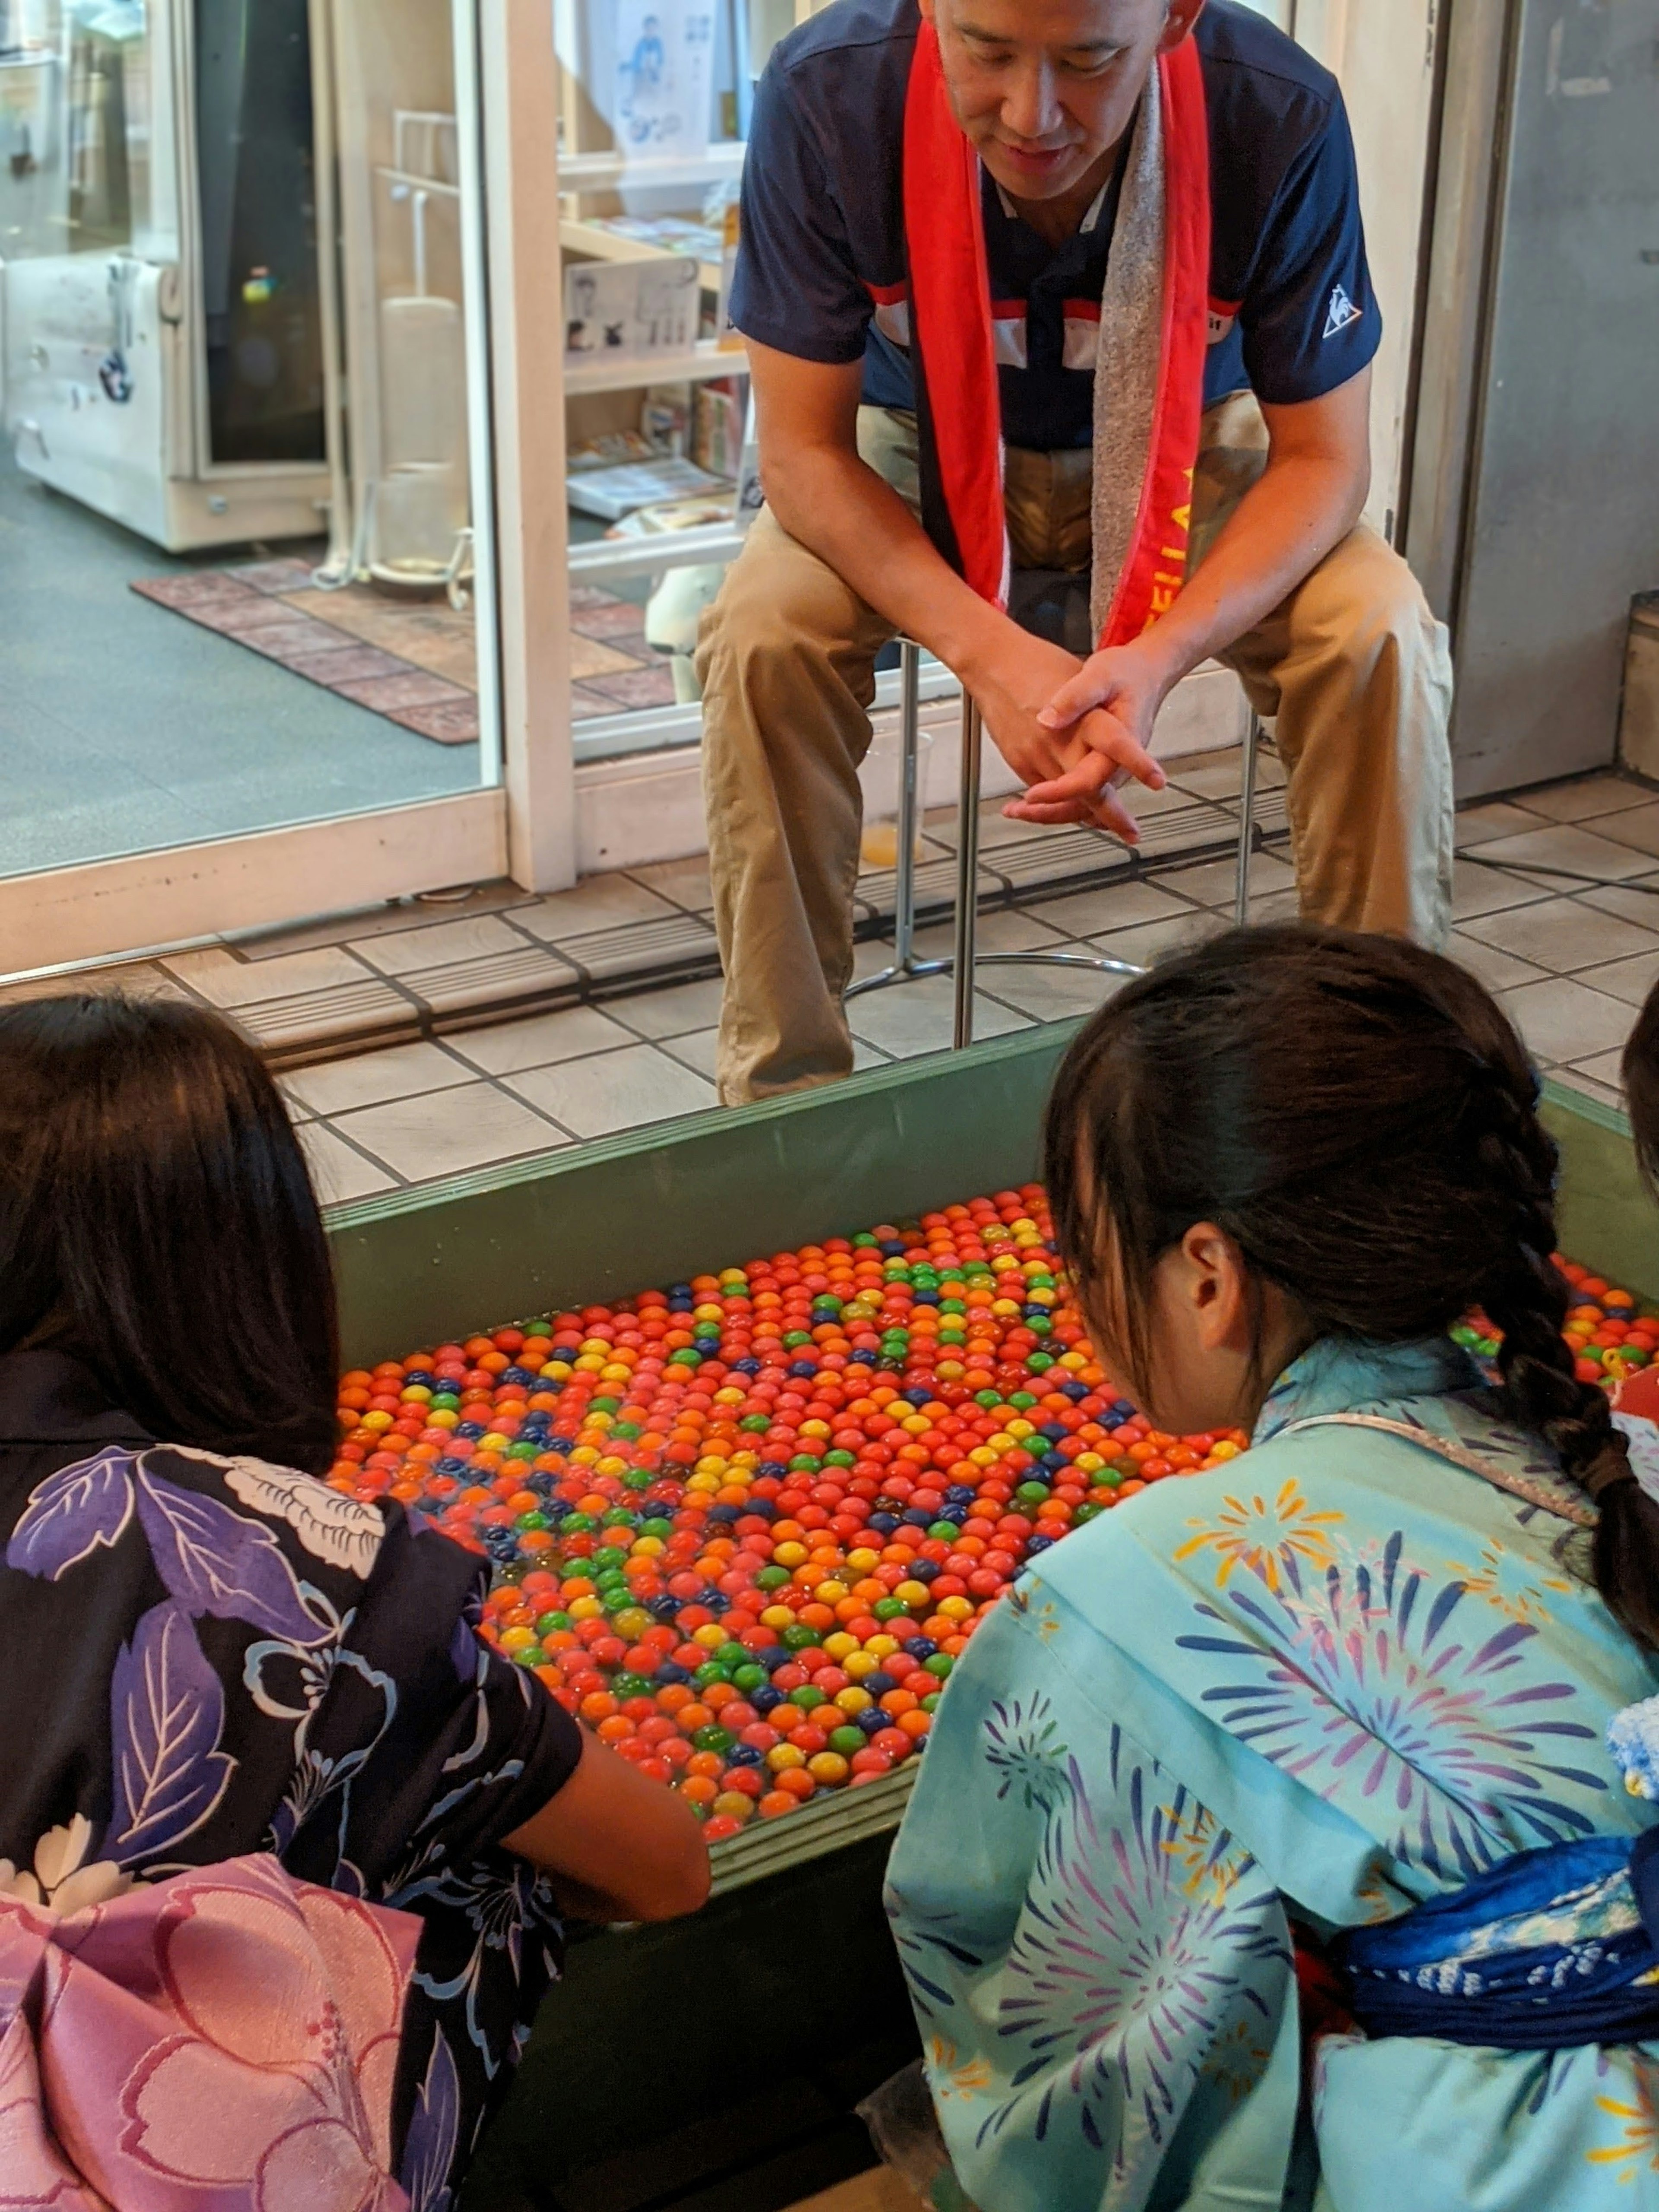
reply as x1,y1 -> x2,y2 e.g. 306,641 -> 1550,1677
0,1853 -> 421,2211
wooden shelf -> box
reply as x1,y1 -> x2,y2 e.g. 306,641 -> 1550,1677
556,143 -> 746,195
563,340 -> 747,397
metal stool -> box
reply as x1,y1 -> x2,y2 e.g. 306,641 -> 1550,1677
847,643 -> 1269,1049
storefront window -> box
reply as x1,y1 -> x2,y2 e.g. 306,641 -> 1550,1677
0,0 -> 498,886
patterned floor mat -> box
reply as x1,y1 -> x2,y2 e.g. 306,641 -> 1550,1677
132,557 -> 677,745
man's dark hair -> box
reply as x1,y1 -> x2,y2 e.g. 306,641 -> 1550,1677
0,993 -> 339,1472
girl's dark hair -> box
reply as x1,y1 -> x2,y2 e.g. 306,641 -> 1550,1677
0,993 -> 338,1473
1622,976 -> 1659,1198
1044,925 -> 1659,1650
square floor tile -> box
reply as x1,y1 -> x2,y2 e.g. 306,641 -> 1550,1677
1567,878 -> 1659,931
1551,1067 -> 1623,1109
1460,895 -> 1659,976
1515,773 -> 1656,824
1570,1048 -> 1626,1088
284,1039 -> 476,1117
1154,849 -> 1297,909
1498,977 -> 1635,1066
163,944 -> 379,1007
658,1028 -> 720,1081
907,908 -> 1070,960
1575,948 -> 1659,1010
1474,823 -> 1659,885
1456,801 -> 1555,847
1450,859 -> 1555,923
958,956 -> 1124,1027
512,875 -> 681,942
624,855 -> 715,914
1084,909 -> 1227,967
1028,879 -> 1195,938
601,975 -> 728,1039
299,1122 -> 400,1204
446,1003 -> 637,1075
1165,747 -> 1286,802
505,1043 -> 717,1136
331,1081 -> 567,1181
846,975 -> 1034,1055
1579,801 -> 1659,863
1446,932 -> 1550,994
352,914 -> 536,978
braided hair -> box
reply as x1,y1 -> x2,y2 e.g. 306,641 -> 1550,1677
1044,925 -> 1659,1650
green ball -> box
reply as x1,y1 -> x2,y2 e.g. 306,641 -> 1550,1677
829,1725 -> 867,1756
1014,1482 -> 1050,1507
733,1663 -> 768,1692
1028,1351 -> 1055,1370
924,1653 -> 954,1680
515,1510 -> 551,1532
928,1521 -> 959,1542
789,1685 -> 827,1710
826,1449 -> 857,1468
1009,1392 -> 1038,1410
535,1610 -> 572,1638
610,1671 -> 652,1699
511,1645 -> 546,1669
640,1517 -> 675,1538
920,1691 -> 942,1713
591,1545 -> 628,1572
1074,1501 -> 1105,1523
754,1565 -> 791,1591
692,1661 -> 731,1689
716,1641 -> 750,1669
691,1725 -> 734,1755
873,1597 -> 908,1621
559,1511 -> 597,1534
782,1624 -> 820,1651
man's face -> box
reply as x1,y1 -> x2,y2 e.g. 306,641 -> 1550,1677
920,0 -> 1204,203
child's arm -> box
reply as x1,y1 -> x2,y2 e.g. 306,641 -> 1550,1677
504,1731 -> 711,1923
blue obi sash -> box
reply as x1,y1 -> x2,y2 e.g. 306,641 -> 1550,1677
1334,1828 -> 1659,2049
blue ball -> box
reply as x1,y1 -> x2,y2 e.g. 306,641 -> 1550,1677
752,1684 -> 785,1714
855,1707 -> 888,1735
726,1742 -> 764,1767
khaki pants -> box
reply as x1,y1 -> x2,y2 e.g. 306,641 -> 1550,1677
696,395 -> 1455,1106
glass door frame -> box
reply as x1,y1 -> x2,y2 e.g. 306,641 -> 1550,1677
0,0 -> 578,976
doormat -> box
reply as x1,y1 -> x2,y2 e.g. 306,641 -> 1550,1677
131,559 -> 678,745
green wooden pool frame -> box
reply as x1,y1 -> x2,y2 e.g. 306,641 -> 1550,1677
323,1027 -> 1659,2212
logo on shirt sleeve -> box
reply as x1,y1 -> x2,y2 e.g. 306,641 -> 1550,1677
1323,284 -> 1363,340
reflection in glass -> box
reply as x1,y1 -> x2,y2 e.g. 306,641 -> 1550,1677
194,0 -> 324,464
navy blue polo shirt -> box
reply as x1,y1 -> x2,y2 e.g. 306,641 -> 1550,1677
730,0 -> 1380,451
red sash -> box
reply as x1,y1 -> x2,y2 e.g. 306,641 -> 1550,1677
902,25 -> 1212,648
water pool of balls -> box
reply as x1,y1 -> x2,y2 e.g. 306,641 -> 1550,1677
328,1193 -> 1647,1840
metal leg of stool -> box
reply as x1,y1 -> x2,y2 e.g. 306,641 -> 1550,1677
845,640 -> 950,1002
892,639 -> 922,968
1235,711 -> 1263,928
953,693 -> 982,1049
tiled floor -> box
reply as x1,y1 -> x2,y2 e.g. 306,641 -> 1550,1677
264,765 -> 1659,1204
3,744 -> 1285,1063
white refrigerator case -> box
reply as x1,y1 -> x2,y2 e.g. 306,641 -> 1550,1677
0,0 -> 333,551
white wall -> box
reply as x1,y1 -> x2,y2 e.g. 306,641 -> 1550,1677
1283,0 -> 1440,533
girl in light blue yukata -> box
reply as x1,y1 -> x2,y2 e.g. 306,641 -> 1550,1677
886,926 -> 1659,2212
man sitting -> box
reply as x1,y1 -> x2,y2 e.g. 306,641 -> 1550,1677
697,0 -> 1454,1103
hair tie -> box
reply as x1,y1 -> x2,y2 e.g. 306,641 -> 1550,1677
1584,1443 -> 1639,1502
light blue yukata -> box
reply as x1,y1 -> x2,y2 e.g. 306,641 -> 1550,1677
885,1336 -> 1659,2212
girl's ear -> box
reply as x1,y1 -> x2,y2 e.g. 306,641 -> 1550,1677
1174,1222 -> 1252,1354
